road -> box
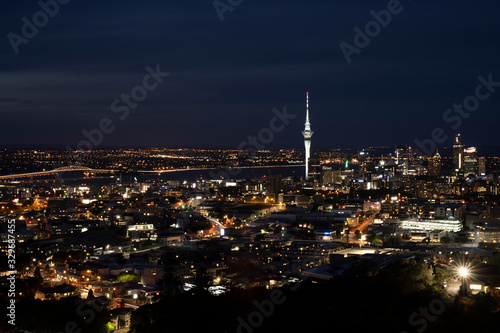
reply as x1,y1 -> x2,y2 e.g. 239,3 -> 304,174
206,216 -> 225,235
126,244 -> 165,255
352,212 -> 378,232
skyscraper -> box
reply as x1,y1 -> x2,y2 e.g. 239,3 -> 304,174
464,147 -> 478,176
302,92 -> 313,180
428,149 -> 442,177
478,156 -> 486,176
395,144 -> 411,175
452,134 -> 464,176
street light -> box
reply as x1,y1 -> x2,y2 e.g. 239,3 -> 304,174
457,265 -> 470,296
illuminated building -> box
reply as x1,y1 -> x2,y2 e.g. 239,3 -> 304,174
463,147 -> 478,176
452,134 -> 464,175
428,149 -> 441,177
478,156 -> 486,176
399,217 -> 463,232
395,145 -> 411,175
475,225 -> 500,243
302,92 -> 313,180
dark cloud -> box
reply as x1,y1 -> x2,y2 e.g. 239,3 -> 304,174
1,0 -> 499,148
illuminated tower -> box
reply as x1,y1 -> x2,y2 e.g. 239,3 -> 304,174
302,92 -> 313,180
452,134 -> 464,176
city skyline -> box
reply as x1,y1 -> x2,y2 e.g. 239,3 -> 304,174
2,2 -> 500,332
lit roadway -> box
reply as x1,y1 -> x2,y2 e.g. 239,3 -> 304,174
351,212 -> 378,233
126,244 -> 165,255
206,216 -> 225,235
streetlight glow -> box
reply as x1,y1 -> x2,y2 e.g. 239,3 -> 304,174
459,267 -> 469,278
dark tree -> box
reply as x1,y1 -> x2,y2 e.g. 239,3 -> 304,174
193,267 -> 212,295
295,229 -> 316,240
354,230 -> 361,239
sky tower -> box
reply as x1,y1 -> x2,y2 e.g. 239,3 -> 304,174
302,92 -> 313,180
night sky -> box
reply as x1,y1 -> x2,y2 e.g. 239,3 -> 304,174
2,0 -> 500,150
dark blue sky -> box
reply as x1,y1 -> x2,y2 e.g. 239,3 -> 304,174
1,0 -> 500,149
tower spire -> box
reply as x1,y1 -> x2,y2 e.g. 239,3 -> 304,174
302,91 -> 313,180
305,92 -> 311,131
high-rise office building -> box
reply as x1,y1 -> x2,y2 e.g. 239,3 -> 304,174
395,145 -> 411,175
452,134 -> 465,176
308,157 -> 321,183
478,156 -> 486,176
464,147 -> 478,176
264,174 -> 283,201
428,150 -> 441,177
320,166 -> 334,185
302,92 -> 313,180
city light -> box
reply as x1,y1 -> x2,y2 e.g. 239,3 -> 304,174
0,92 -> 495,327
458,267 -> 469,278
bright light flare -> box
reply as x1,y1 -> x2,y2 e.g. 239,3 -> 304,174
452,257 -> 475,281
458,267 -> 469,278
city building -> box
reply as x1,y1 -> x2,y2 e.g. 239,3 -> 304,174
453,134 -> 465,175
35,283 -> 79,301
451,134 -> 485,177
478,156 -> 486,176
398,217 -> 463,232
475,225 -> 500,243
395,145 -> 411,175
264,174 -> 283,201
127,224 -> 157,242
463,147 -> 478,176
428,150 -> 441,177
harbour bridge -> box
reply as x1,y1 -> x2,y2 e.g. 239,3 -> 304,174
0,166 -> 117,180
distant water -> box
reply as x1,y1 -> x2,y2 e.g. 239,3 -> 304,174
47,165 -> 306,186
136,165 -> 305,183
